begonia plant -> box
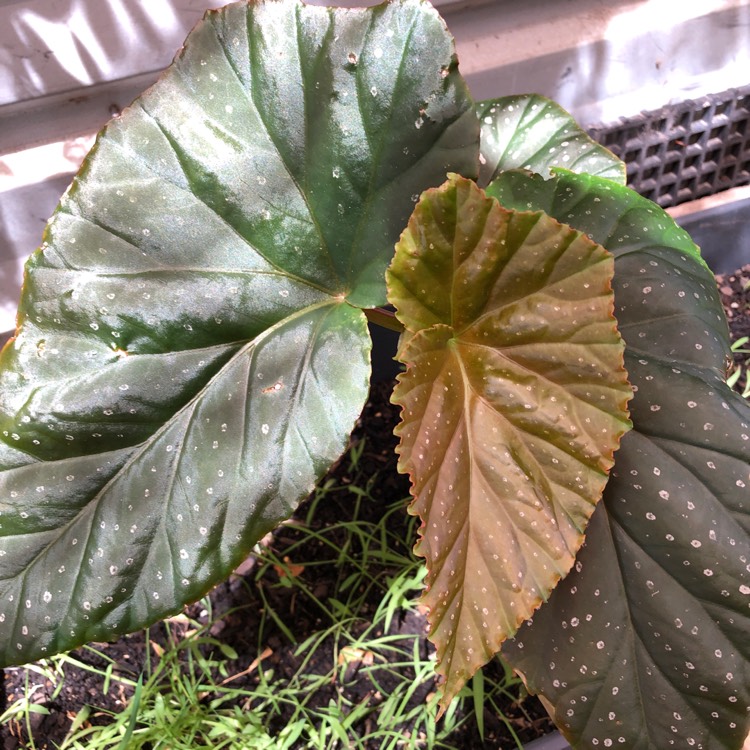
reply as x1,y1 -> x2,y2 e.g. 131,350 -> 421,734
0,2 -> 747,748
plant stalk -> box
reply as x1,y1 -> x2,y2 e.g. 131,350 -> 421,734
364,307 -> 404,333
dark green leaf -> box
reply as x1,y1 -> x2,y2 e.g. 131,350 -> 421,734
388,175 -> 631,710
0,302 -> 369,661
0,0 -> 478,666
477,95 -> 625,187
490,170 -> 750,750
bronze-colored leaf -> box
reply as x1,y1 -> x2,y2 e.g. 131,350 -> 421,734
387,175 -> 631,710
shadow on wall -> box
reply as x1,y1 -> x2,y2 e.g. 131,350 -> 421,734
577,2 -> 750,123
0,173 -> 75,333
463,0 -> 750,127
0,0 -> 227,106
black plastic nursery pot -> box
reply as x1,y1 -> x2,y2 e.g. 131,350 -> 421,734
675,194 -> 750,274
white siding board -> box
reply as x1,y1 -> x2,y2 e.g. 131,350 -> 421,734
0,0 -> 230,107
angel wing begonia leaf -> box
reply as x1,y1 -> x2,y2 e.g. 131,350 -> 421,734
476,95 -> 626,188
387,175 -> 632,710
0,0 -> 478,667
489,170 -> 750,750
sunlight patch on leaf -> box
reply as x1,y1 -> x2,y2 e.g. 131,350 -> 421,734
476,95 -> 626,188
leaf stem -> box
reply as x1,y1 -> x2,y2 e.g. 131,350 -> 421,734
364,307 -> 404,333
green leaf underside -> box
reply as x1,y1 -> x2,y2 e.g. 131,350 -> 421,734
387,175 -> 631,710
0,0 -> 479,666
476,95 -> 626,188
490,171 -> 750,750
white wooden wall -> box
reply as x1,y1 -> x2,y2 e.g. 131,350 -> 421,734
1,0 -> 749,333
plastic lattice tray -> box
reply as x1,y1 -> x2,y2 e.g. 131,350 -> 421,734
587,85 -> 750,208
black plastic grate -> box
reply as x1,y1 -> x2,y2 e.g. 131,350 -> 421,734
587,85 -> 750,208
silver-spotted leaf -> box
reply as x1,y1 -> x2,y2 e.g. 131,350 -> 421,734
490,170 -> 750,750
477,95 -> 626,188
387,175 -> 632,710
0,0 -> 479,667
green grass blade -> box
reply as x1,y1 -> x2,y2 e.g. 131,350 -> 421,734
115,674 -> 143,750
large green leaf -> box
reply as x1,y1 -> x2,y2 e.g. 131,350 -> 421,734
387,175 -> 631,710
477,95 -> 625,188
489,170 -> 750,750
0,0 -> 478,666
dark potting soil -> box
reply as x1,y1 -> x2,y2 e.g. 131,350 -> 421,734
1,269 -> 749,750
